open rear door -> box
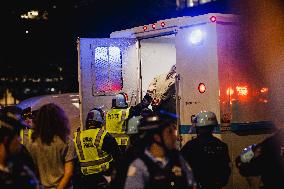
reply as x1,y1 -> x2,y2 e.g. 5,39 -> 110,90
78,38 -> 139,129
176,14 -> 221,145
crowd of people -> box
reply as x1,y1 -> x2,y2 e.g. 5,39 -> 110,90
1,91 -> 283,189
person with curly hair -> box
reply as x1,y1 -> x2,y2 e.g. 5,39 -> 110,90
26,103 -> 77,189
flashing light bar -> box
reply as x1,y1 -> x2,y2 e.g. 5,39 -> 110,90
142,21 -> 167,32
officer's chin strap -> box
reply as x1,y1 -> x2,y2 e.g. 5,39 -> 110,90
154,132 -> 172,157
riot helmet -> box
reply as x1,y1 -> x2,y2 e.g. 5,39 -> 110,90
126,116 -> 142,135
138,112 -> 177,150
192,110 -> 218,135
112,92 -> 128,108
192,111 -> 218,127
85,108 -> 105,129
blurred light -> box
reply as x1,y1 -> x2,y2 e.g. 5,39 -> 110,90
25,30 -> 29,34
161,22 -> 166,27
70,94 -> 79,97
260,87 -> 269,93
51,88 -> 55,92
189,29 -> 204,45
236,86 -> 248,96
198,83 -> 206,93
20,10 -> 48,20
143,26 -> 148,31
226,87 -> 234,96
24,88 -> 30,94
72,103 -> 80,109
152,24 -> 156,29
259,98 -> 268,103
210,16 -> 217,22
21,10 -> 39,20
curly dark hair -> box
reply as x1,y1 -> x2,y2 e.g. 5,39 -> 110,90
32,103 -> 70,145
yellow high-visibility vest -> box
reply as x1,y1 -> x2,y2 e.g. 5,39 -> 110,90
20,128 -> 33,146
74,128 -> 113,175
105,108 -> 130,146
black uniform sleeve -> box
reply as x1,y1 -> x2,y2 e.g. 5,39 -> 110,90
181,141 -> 194,165
236,144 -> 264,177
128,104 -> 143,118
219,143 -> 231,186
102,133 -> 121,164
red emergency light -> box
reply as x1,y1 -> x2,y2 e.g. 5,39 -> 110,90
152,24 -> 156,29
161,22 -> 166,27
143,26 -> 148,31
210,16 -> 217,22
198,83 -> 206,93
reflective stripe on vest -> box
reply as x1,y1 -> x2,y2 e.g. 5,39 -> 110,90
20,128 -> 33,145
74,129 -> 113,175
80,155 -> 112,167
75,131 -> 85,160
94,129 -> 104,157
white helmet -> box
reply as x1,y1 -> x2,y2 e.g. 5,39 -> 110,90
193,111 -> 218,127
86,108 -> 104,126
113,92 -> 128,108
126,116 -> 142,135
240,144 -> 257,163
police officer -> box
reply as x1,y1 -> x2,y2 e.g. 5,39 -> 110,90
181,111 -> 231,189
20,107 -> 35,145
124,113 -> 196,189
74,108 -> 120,189
110,115 -> 145,189
0,106 -> 36,174
106,92 -> 130,152
236,128 -> 284,189
0,108 -> 42,189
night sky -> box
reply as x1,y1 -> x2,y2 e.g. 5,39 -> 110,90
2,0 -> 177,68
0,0 -> 178,98
0,0 -> 231,100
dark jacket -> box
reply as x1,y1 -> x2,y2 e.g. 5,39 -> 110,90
236,128 -> 284,189
181,135 -> 231,189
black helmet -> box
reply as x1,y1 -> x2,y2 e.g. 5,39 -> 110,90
138,111 -> 177,148
138,111 -> 177,134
